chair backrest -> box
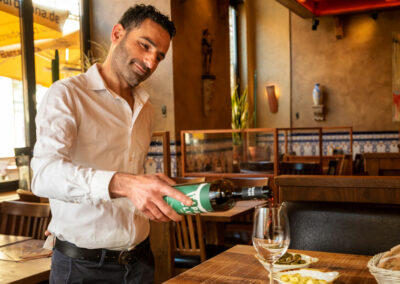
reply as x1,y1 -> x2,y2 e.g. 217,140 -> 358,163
327,160 -> 338,175
353,154 -> 365,175
286,201 -> 400,255
170,214 -> 206,273
16,189 -> 49,203
0,201 -> 51,240
172,177 -> 206,184
152,131 -> 171,176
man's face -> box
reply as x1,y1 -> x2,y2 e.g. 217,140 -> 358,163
111,19 -> 171,87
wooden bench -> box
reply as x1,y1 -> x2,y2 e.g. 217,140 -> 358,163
285,201 -> 400,255
276,175 -> 400,255
364,152 -> 400,176
276,175 -> 400,205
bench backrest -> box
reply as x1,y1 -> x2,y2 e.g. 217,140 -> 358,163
286,201 -> 400,255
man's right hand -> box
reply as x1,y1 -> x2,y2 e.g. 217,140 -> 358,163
108,173 -> 192,222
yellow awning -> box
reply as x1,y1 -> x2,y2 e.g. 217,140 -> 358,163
0,31 -> 81,87
0,2 -> 80,87
0,1 -> 69,46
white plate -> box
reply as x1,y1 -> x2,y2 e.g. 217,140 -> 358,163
255,253 -> 319,271
274,269 -> 340,283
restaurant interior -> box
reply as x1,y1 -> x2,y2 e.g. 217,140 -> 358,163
1,0 -> 400,283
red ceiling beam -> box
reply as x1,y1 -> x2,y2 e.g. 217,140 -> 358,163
295,0 -> 400,16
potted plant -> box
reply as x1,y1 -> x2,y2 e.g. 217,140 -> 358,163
231,85 -> 249,144
231,85 -> 249,171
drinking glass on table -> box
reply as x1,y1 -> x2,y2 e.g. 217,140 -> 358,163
252,203 -> 290,284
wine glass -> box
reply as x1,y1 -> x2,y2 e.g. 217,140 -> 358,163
253,203 -> 290,284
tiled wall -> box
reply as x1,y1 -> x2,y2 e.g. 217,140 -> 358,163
144,131 -> 400,176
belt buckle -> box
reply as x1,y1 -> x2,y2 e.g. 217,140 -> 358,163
118,250 -> 130,265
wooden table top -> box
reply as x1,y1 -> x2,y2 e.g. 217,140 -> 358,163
201,200 -> 267,222
164,245 -> 376,284
0,234 -> 31,248
0,239 -> 51,284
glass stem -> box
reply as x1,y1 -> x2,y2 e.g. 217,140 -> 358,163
269,263 -> 274,284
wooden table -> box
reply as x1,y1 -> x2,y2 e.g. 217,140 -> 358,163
0,234 -> 31,247
0,239 -> 51,284
201,200 -> 267,222
164,245 -> 376,283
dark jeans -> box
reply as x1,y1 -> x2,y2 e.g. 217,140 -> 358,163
50,246 -> 154,284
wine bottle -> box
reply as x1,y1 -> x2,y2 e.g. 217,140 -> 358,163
164,179 -> 271,214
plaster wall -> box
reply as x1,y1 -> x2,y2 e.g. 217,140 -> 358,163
291,10 -> 400,131
90,0 -> 175,136
171,0 -> 231,139
252,0 -> 291,128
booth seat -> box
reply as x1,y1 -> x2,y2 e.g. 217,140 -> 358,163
286,201 -> 400,256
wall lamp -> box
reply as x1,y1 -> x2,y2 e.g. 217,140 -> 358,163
266,85 -> 278,113
312,17 -> 320,30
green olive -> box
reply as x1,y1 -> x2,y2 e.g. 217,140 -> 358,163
275,253 -> 306,265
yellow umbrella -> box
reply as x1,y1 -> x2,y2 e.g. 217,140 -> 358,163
0,30 -> 81,87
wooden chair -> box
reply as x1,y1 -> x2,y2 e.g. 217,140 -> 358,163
327,160 -> 338,175
0,201 -> 51,240
16,189 -> 49,203
151,131 -> 171,176
223,177 -> 269,246
170,214 -> 206,276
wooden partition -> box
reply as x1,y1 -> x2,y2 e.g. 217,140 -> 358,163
149,131 -> 172,283
152,131 -> 171,177
364,153 -> 400,176
179,127 -> 354,203
276,175 -> 400,205
180,128 -> 277,178
283,154 -> 352,175
180,126 -> 353,178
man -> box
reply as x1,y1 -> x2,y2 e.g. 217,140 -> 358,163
31,4 -> 192,283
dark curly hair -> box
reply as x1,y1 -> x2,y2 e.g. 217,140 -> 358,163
118,4 -> 176,38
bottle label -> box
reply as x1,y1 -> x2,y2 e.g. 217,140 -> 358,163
241,187 -> 269,199
165,183 -> 213,214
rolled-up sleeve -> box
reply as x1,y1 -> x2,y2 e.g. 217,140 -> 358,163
31,81 -> 114,205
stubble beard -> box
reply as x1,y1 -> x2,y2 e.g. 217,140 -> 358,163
111,40 -> 147,88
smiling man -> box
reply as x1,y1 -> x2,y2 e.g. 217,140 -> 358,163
31,4 -> 191,284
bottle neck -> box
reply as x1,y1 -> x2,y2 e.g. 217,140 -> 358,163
232,186 -> 271,200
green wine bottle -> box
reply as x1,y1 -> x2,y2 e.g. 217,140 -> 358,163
164,179 -> 271,214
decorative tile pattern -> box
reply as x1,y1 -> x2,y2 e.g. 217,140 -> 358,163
144,131 -> 399,176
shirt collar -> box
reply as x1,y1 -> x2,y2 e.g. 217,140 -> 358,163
86,64 -> 150,104
86,64 -> 107,91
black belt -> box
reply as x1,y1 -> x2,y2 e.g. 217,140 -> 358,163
54,237 -> 150,265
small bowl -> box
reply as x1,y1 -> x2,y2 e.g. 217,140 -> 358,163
255,253 -> 319,271
274,268 -> 340,283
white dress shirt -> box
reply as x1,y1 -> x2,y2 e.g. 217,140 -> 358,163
31,64 -> 154,250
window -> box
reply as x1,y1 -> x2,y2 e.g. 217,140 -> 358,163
0,0 -> 83,158
229,4 -> 239,92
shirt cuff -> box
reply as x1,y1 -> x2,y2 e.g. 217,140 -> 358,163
91,170 -> 116,203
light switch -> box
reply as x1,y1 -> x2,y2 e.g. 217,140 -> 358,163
162,105 -> 167,118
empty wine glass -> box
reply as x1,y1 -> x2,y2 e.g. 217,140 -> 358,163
253,203 -> 290,284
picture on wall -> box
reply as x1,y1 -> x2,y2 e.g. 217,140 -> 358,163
393,32 -> 400,122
